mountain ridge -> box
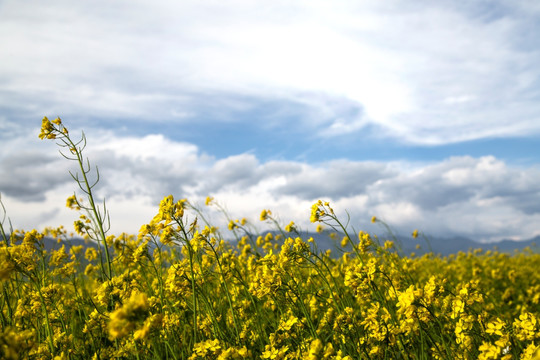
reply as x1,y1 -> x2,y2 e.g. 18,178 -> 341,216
4,232 -> 538,258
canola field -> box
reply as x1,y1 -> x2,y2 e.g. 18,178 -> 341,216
1,118 -> 540,359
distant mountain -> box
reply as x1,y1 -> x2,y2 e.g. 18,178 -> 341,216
391,234 -> 540,257
1,235 -> 99,252
253,230 -> 540,257
43,237 -> 100,252
5,231 -> 539,259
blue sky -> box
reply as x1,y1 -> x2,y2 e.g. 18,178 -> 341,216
1,0 -> 540,242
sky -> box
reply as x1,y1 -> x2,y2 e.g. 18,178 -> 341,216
1,0 -> 540,242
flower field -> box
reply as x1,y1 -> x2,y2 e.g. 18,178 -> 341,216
1,118 -> 540,359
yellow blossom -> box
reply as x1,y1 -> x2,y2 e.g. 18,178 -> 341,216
284,221 -> 295,232
108,292 -> 149,340
260,209 -> 270,221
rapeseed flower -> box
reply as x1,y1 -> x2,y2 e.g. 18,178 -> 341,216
284,221 -> 295,232
514,312 -> 538,341
260,209 -> 271,221
108,291 -> 150,339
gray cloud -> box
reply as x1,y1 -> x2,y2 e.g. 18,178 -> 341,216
203,155 -> 260,193
274,161 -> 396,200
365,157 -> 540,215
0,149 -> 69,201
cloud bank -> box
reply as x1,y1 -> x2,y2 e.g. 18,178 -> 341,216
1,131 -> 539,242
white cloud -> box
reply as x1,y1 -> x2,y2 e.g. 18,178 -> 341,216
2,132 -> 540,242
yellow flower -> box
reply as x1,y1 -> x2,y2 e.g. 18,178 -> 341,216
85,247 -> 98,261
190,339 -> 222,359
478,341 -> 501,360
160,225 -> 175,246
261,345 -> 289,360
306,339 -> 323,360
65,195 -> 78,209
264,232 -> 274,242
108,292 -> 149,339
310,203 -> 321,223
369,345 -> 382,356
486,318 -> 505,336
278,313 -> 299,331
0,328 -> 34,360
371,216 -> 377,223
153,195 -> 175,224
73,220 -> 87,236
412,229 -> 419,238
514,312 -> 537,341
38,116 -> 56,139
260,209 -> 270,221
133,314 -> 163,340
50,245 -> 68,266
521,343 -> 540,360
174,199 -> 187,218
285,221 -> 295,232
